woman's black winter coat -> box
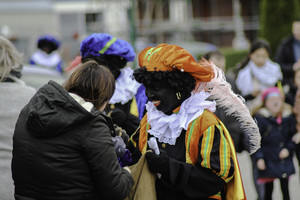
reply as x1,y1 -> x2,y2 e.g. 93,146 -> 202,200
12,81 -> 133,200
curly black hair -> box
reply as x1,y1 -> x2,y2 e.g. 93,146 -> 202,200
82,55 -> 127,79
133,67 -> 196,95
37,40 -> 59,54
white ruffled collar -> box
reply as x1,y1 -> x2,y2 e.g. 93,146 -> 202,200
146,91 -> 216,145
31,50 -> 61,68
109,67 -> 141,104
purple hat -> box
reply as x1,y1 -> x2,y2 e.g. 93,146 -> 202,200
80,33 -> 135,62
37,35 -> 61,50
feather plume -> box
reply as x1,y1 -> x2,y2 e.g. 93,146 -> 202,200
197,59 -> 261,154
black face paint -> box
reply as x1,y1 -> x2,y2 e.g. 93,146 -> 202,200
145,82 -> 182,115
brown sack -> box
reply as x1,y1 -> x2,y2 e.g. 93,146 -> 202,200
125,152 -> 156,200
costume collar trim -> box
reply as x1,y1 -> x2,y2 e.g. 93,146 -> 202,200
146,91 -> 216,145
109,67 -> 141,104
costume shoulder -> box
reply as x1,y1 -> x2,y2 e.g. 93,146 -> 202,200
197,110 -> 219,133
185,110 -> 220,165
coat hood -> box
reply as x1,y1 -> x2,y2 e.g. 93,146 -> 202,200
25,80 -> 98,138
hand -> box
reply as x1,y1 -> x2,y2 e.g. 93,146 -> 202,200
257,159 -> 266,170
279,148 -> 289,159
292,132 -> 300,144
114,124 -> 129,145
145,151 -> 169,176
112,136 -> 126,157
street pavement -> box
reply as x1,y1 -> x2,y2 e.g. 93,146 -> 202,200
237,151 -> 300,200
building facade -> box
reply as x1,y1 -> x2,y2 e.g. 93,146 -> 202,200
0,0 -> 259,64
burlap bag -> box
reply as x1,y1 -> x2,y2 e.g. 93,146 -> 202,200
125,152 -> 156,200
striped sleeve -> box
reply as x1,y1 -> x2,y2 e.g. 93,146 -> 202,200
199,124 -> 234,183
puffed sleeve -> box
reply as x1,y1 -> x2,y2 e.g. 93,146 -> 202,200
164,124 -> 233,198
82,119 -> 134,200
198,124 -> 235,183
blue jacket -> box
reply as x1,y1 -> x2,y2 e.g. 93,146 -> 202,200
253,108 -> 296,179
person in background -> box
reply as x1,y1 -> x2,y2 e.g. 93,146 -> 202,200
0,35 -> 36,200
235,39 -> 283,200
204,50 -> 245,152
129,43 -> 261,199
29,34 -> 64,73
12,61 -> 133,200
79,33 -> 147,135
275,18 -> 300,88
285,68 -> 300,179
235,39 -> 283,116
253,87 -> 296,200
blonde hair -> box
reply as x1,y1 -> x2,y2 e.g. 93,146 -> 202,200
0,36 -> 23,81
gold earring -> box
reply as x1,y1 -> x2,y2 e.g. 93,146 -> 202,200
176,92 -> 181,100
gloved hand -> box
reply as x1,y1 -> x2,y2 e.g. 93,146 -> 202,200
118,149 -> 132,167
145,150 -> 170,177
112,136 -> 127,157
114,124 -> 129,146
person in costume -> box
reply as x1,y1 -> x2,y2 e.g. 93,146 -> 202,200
129,43 -> 261,200
12,60 -> 133,200
29,34 -> 64,73
235,39 -> 283,116
253,87 -> 296,200
79,33 -> 147,135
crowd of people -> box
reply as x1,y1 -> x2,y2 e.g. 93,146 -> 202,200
0,18 -> 300,200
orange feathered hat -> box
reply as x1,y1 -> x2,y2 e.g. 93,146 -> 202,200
138,43 -> 215,83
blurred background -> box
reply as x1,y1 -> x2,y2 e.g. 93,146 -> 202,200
1,1 -> 300,199
0,0 -> 299,71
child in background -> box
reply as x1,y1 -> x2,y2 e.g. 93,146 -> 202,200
286,69 -> 300,176
253,87 -> 296,200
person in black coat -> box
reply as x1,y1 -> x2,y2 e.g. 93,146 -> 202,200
12,61 -> 134,200
275,19 -> 300,88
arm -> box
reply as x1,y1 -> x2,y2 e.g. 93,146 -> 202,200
147,125 -> 233,198
197,124 -> 234,183
285,115 -> 297,153
83,120 -> 134,200
165,156 -> 225,198
275,40 -> 295,75
110,102 -> 140,136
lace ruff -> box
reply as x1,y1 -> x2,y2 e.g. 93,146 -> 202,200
146,91 -> 216,145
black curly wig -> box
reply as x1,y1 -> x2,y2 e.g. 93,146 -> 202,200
133,67 -> 196,96
38,40 -> 59,54
82,55 -> 127,79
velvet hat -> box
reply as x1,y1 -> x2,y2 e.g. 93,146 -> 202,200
138,43 -> 214,83
80,33 -> 135,62
37,35 -> 61,50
